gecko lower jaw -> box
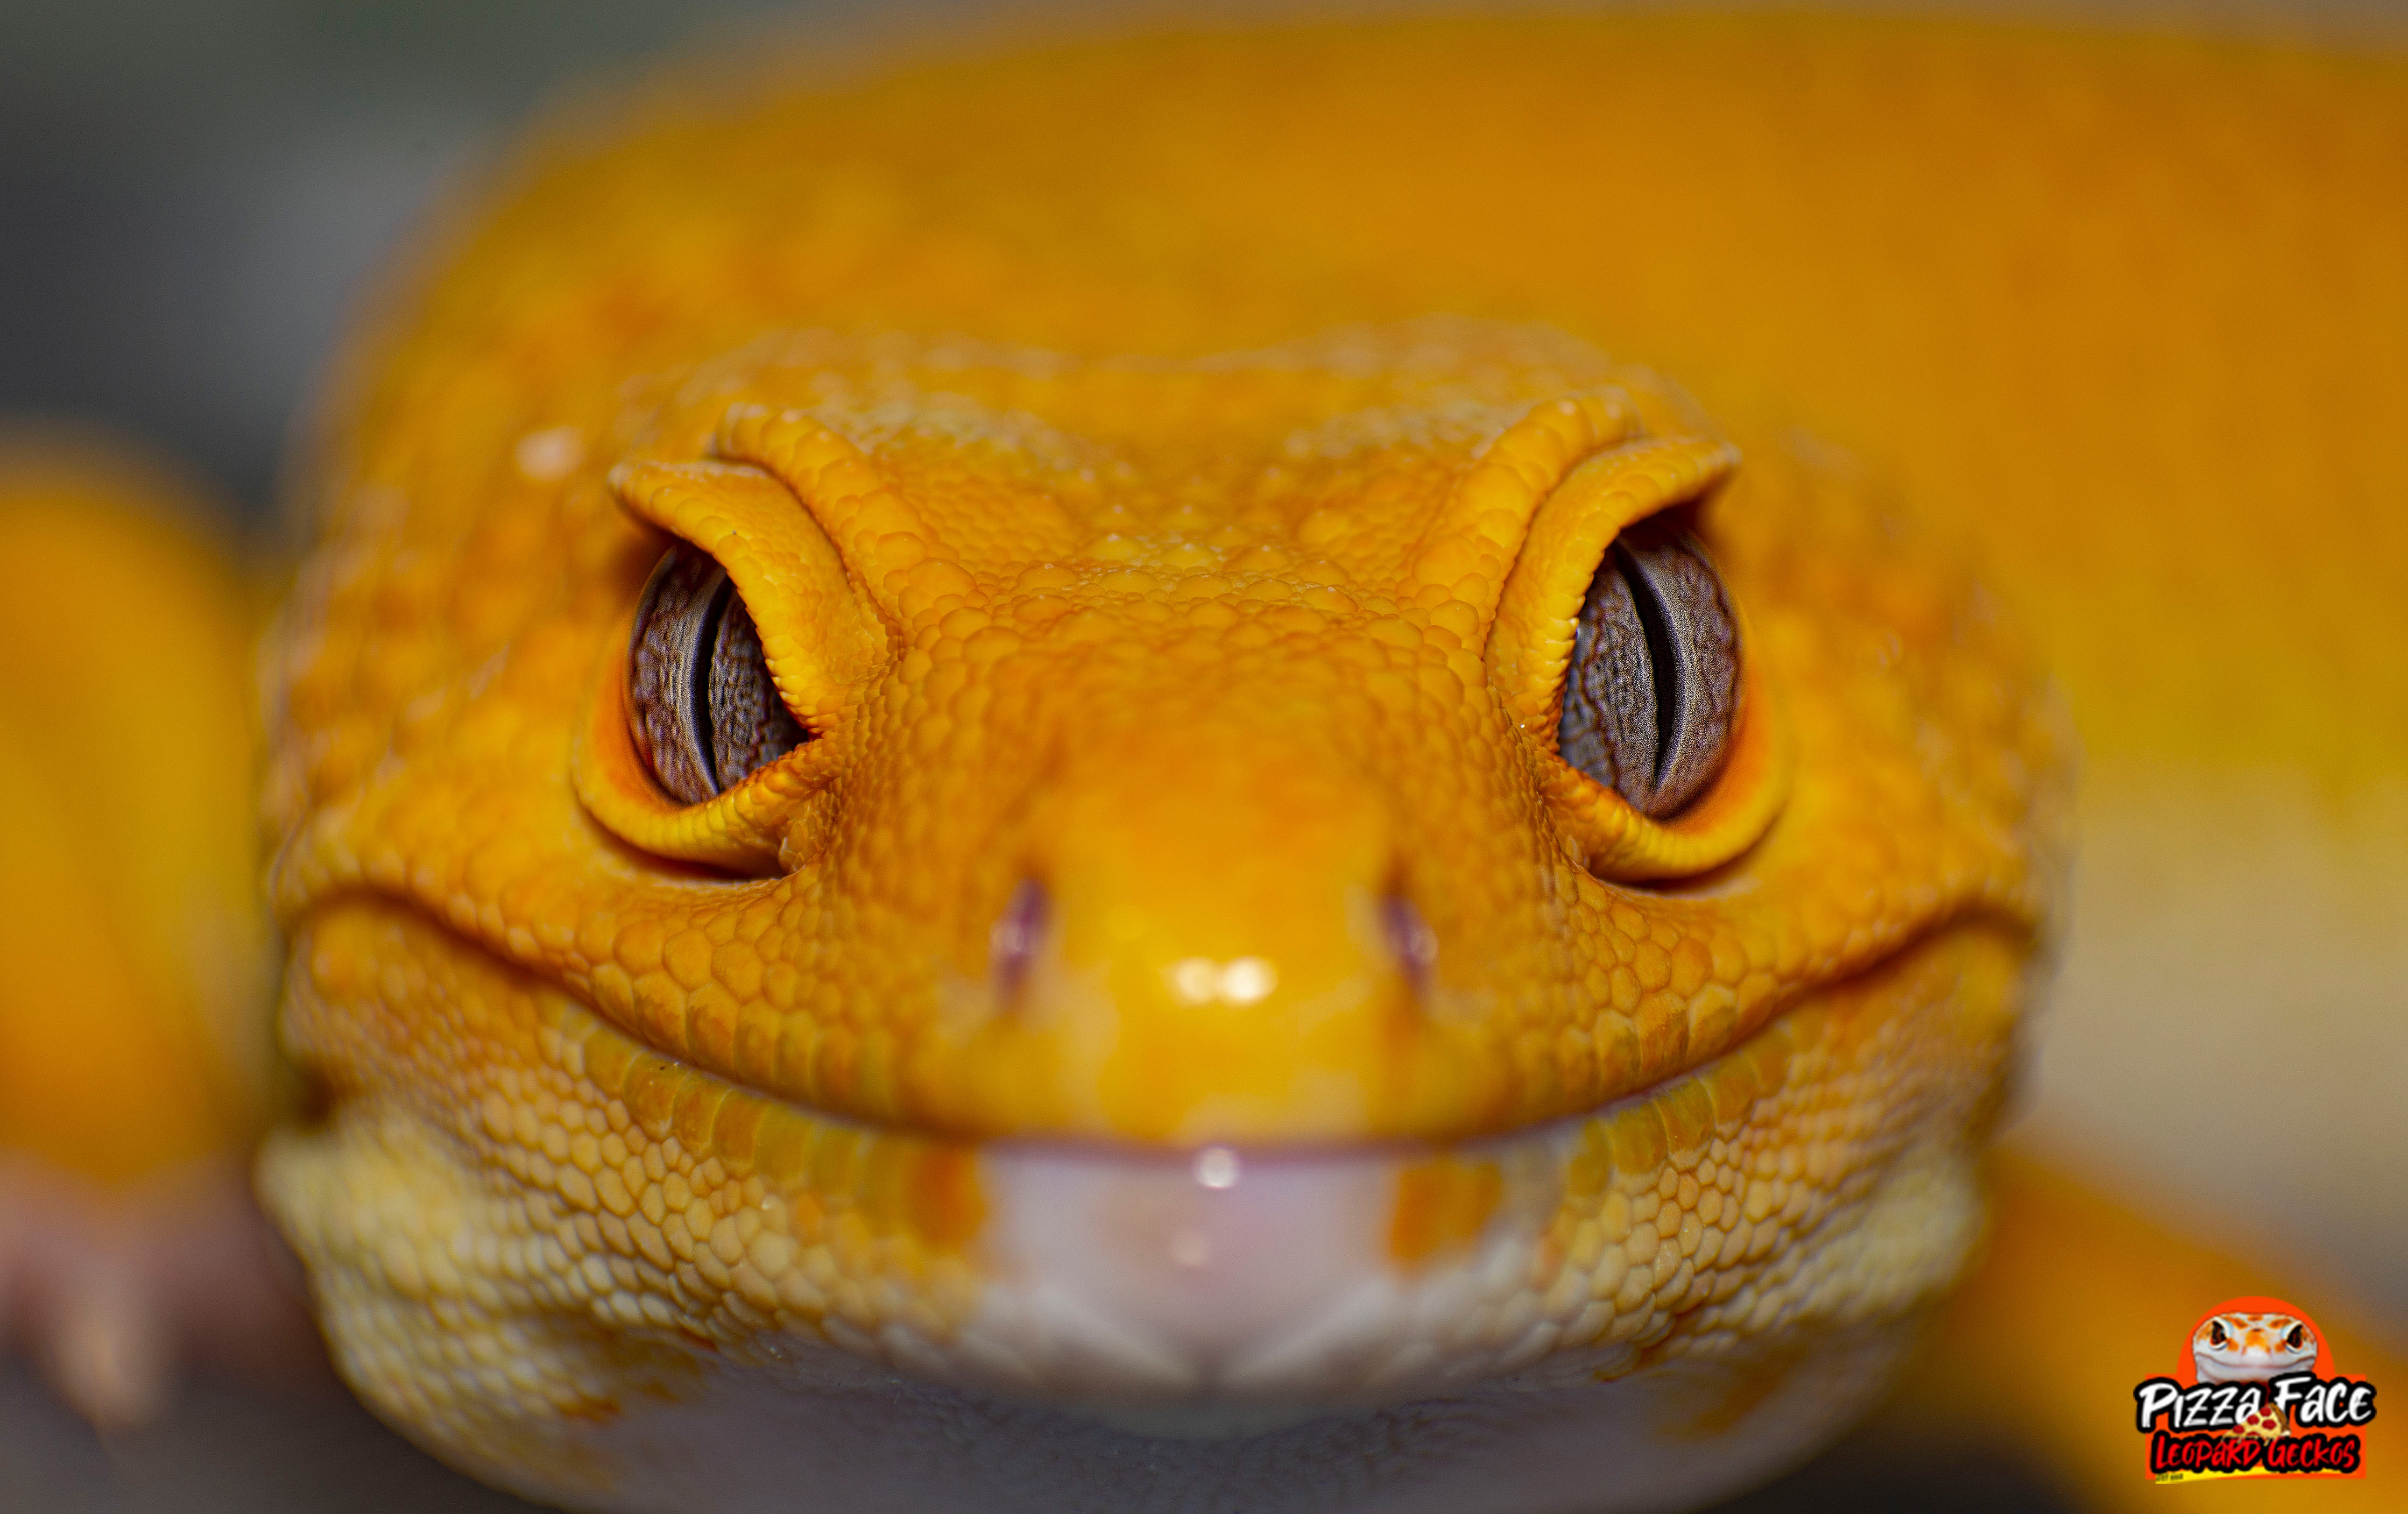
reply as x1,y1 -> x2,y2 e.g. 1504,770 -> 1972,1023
263,906 -> 2009,1513
890,923 -> 2014,1428
966,1132 -> 1578,1430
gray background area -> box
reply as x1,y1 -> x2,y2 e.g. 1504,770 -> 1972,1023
0,0 -> 2394,1509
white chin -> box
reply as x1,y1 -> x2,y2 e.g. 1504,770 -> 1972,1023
970,1139 -> 1551,1417
437,1132 -> 1981,1514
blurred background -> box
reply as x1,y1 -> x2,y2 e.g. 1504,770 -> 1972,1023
2,1 -> 2402,1510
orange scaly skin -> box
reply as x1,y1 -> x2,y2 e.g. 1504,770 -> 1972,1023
251,24 -> 2076,1511
262,323 -> 2066,1511
0,10 -> 2363,1513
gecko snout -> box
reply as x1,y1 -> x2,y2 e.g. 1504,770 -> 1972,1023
969,729 -> 1468,1141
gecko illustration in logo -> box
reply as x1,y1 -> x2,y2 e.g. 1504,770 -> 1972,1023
2134,1297 -> 2377,1481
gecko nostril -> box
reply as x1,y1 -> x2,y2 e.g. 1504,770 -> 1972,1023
1382,891 -> 1438,998
990,877 -> 1050,1002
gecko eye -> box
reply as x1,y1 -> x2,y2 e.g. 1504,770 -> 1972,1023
2210,1321 -> 2230,1347
1556,516 -> 1740,817
627,542 -> 806,805
2286,1324 -> 2308,1350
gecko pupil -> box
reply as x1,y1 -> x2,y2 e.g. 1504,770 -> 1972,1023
686,576 -> 734,790
627,543 -> 806,804
1556,517 -> 1739,817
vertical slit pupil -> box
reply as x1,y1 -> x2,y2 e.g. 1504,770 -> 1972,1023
1614,542 -> 1682,790
690,577 -> 734,793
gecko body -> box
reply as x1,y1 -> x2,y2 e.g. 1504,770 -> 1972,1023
7,13 -> 2407,1513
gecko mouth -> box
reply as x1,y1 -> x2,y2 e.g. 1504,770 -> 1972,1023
270,897 -> 2011,1438
894,920 -> 2011,1427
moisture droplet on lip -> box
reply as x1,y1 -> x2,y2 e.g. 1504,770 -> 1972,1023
1192,1146 -> 1241,1190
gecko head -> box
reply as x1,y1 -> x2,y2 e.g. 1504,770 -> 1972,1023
572,327 -> 1815,1146
267,321 -> 2067,1459
2193,1313 -> 2320,1384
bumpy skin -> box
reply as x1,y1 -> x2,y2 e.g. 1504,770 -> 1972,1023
263,332 -> 2059,1502
242,14 -> 2406,1514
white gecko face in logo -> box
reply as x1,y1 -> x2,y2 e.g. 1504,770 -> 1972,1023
2193,1312 -> 2319,1384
